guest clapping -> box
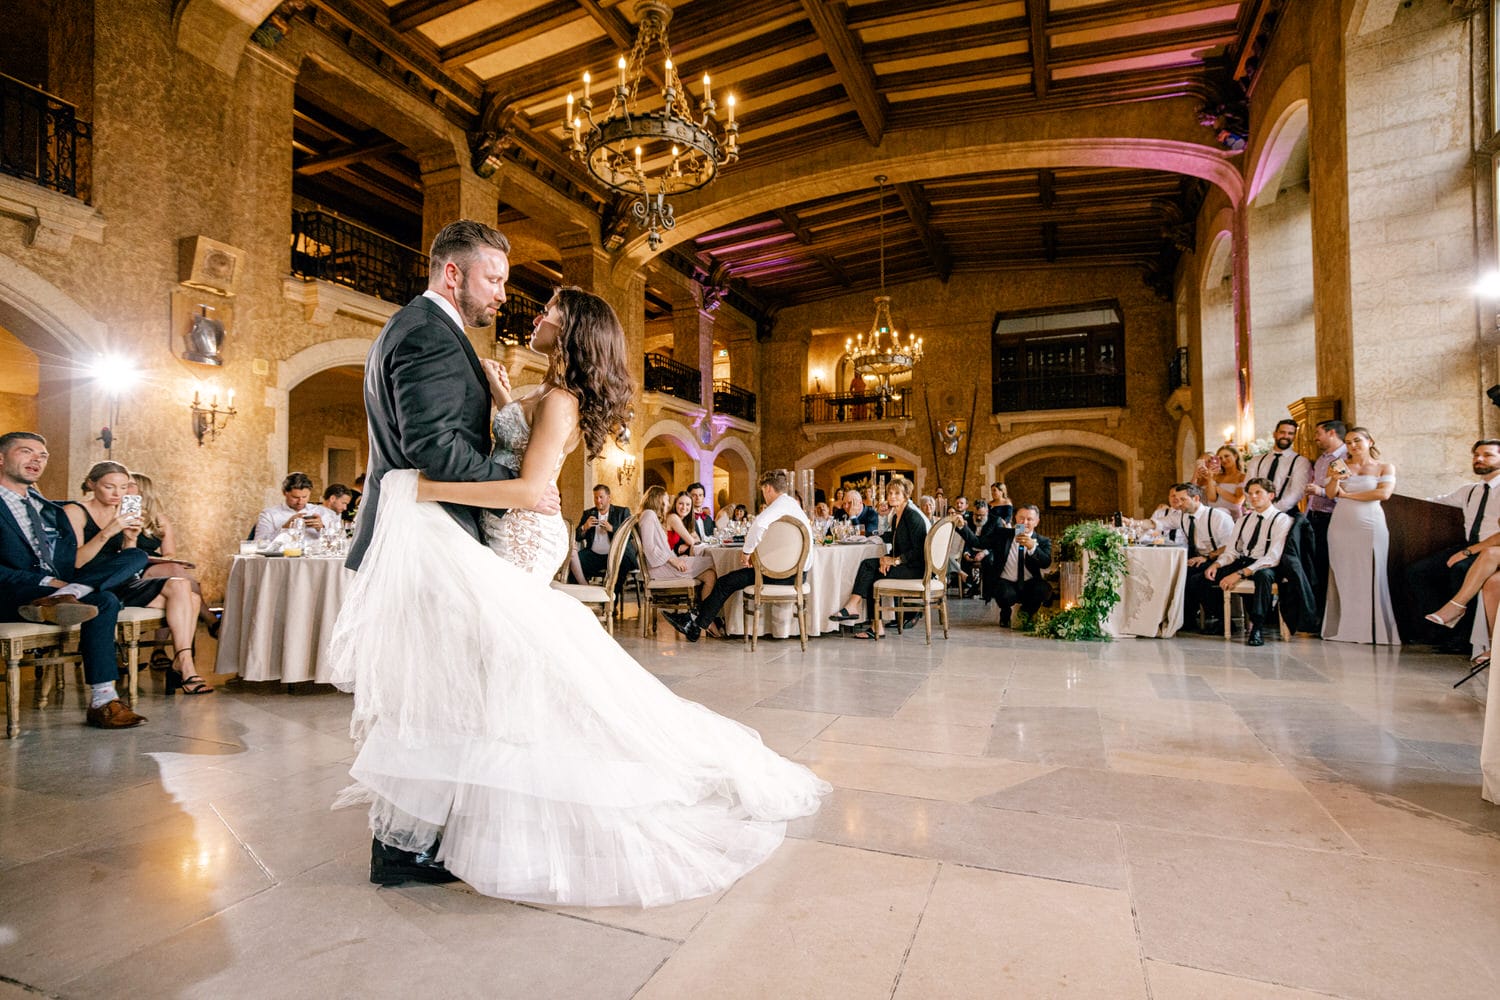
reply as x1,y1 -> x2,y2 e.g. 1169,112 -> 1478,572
828,477 -> 928,639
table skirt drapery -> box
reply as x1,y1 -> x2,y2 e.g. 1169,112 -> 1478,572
215,554 -> 351,682
704,541 -> 885,638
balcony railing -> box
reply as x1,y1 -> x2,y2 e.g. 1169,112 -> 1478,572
644,352 -> 702,404
991,372 -> 1125,413
0,73 -> 91,202
289,210 -> 427,305
802,391 -> 912,424
713,379 -> 756,422
495,289 -> 545,346
1168,346 -> 1190,391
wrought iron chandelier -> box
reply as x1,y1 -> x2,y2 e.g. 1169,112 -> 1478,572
563,0 -> 738,251
847,175 -> 922,395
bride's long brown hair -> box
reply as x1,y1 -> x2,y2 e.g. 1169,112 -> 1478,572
544,286 -> 634,460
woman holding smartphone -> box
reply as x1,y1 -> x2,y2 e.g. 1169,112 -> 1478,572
65,462 -> 214,694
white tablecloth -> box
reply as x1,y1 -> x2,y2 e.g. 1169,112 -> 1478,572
704,540 -> 885,638
1067,545 -> 1187,638
214,554 -> 351,683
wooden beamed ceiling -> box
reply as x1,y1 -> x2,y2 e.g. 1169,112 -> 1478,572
283,0 -> 1274,308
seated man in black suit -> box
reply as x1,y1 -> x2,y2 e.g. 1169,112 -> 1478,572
0,431 -> 147,729
961,503 -> 1052,626
574,483 -> 636,585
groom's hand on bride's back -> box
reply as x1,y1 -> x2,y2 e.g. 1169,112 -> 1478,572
529,482 -> 561,515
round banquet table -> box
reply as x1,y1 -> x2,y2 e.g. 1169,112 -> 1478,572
214,554 -> 352,683
703,539 -> 886,638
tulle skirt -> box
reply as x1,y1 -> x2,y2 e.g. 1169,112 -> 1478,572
329,470 -> 828,906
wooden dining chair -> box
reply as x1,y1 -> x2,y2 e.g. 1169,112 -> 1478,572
1222,578 -> 1290,641
630,522 -> 699,637
0,621 -> 77,739
552,514 -> 637,635
873,515 -> 958,644
742,517 -> 813,651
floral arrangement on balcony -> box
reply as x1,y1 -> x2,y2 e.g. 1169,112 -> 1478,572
1024,520 -> 1126,641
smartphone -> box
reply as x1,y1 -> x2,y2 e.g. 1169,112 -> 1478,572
119,495 -> 142,519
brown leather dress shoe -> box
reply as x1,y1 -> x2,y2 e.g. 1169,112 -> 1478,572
85,699 -> 146,729
19,594 -> 98,626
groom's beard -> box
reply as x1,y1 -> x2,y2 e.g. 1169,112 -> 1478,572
456,285 -> 498,327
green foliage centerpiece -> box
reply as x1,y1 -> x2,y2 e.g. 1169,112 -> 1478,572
1026,520 -> 1127,641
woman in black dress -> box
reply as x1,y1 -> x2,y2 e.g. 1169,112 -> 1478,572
827,476 -> 930,639
66,462 -> 213,694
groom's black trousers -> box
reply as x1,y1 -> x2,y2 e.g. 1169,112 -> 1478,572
697,568 -> 794,624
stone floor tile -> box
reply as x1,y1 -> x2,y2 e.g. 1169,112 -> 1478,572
793,739 -> 1054,803
818,715 -> 993,756
985,706 -> 1107,767
756,667 -> 925,717
1145,960 -> 1356,999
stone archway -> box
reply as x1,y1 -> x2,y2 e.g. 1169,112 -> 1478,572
795,438 -> 926,499
0,252 -> 109,495
638,416 -> 702,499
268,338 -> 372,503
709,434 -> 757,511
1198,214 -> 1238,449
983,430 -> 1142,517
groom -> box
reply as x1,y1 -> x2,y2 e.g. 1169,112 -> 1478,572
351,218 -> 560,886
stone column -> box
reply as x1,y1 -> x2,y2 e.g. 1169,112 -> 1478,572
761,326 -> 811,473
1307,0 -> 1355,416
671,284 -> 716,411
1231,203 -> 1254,443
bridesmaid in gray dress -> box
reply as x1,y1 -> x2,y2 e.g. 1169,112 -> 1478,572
1321,427 -> 1400,645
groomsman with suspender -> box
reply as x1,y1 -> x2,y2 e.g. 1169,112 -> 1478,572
1196,479 -> 1292,646
1247,419 -> 1313,513
1154,482 -> 1234,632
1406,440 -> 1500,649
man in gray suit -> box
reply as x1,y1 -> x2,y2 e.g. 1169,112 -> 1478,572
349,219 -> 560,887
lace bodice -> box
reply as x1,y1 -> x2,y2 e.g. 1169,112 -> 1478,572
491,400 -> 530,473
483,396 -> 569,579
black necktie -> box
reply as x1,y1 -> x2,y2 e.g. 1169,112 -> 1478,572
1243,513 -> 1263,555
22,494 -> 56,575
1186,514 -> 1196,553
1267,453 -> 1283,498
1470,485 -> 1490,545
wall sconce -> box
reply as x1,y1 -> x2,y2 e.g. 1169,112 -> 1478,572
190,388 -> 237,446
617,456 -> 638,486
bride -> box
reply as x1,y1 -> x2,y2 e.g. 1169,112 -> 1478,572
330,286 -> 828,907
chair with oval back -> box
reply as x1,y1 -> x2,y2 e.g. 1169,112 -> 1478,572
742,516 -> 813,651
630,521 -> 700,637
872,514 -> 958,644
552,514 -> 637,635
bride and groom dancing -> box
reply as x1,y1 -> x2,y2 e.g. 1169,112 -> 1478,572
335,220 -> 827,907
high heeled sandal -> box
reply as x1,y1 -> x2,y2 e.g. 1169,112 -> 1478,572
165,650 -> 214,695
1424,600 -> 1467,628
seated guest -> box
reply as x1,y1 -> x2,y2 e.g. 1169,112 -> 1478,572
574,483 -> 635,585
130,472 -> 220,636
1194,478 -> 1291,647
716,500 -> 739,533
346,473 -> 365,523
1152,482 -> 1234,631
962,503 -> 1052,627
665,469 -> 812,641
1408,439 -> 1500,656
844,489 -> 880,536
874,498 -> 892,535
665,491 -> 700,555
827,477 -> 929,639
686,481 -> 715,542
0,432 -> 147,728
637,485 -> 716,600
254,472 -> 339,542
65,462 -> 214,694
960,501 -> 992,596
830,487 -> 849,521
810,502 -> 834,540
988,482 -> 1014,526
918,494 -> 937,520
952,494 -> 973,529
322,484 -> 354,521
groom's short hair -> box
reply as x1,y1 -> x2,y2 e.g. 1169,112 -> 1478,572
758,469 -> 791,495
429,220 -> 510,273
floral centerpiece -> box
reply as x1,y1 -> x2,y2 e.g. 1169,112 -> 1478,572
1025,520 -> 1127,641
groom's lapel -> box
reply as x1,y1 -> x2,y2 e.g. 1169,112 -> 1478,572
418,297 -> 486,390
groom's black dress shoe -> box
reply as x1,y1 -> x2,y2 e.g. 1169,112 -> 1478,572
663,611 -> 701,642
370,837 -> 460,886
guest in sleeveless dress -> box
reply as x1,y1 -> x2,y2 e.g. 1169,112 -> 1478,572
1321,427 -> 1400,645
129,472 -> 221,635
1202,445 -> 1247,518
664,492 -> 698,555
65,462 -> 214,692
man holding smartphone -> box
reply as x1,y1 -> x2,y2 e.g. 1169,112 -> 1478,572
253,471 -> 340,543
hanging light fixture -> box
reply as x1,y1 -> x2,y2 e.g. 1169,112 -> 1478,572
847,175 -> 922,396
564,0 -> 739,251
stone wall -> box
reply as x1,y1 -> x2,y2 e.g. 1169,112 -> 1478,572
1246,183 -> 1317,426
1003,456 -> 1119,518
763,267 -> 1178,517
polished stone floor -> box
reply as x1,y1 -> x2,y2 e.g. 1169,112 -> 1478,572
1,599 -> 1496,1000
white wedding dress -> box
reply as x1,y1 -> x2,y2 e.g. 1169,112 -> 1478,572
330,400 -> 828,907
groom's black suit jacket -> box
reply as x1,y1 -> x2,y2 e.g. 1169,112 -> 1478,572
347,294 -> 515,570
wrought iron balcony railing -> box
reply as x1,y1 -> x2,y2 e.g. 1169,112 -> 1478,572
644,352 -> 702,404
1168,346 -> 1190,391
712,379 -> 756,422
289,210 -> 427,305
495,289 -> 545,346
802,391 -> 912,424
0,73 -> 91,202
991,372 -> 1125,413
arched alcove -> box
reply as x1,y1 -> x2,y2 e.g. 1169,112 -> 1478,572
984,430 -> 1142,518
268,338 -> 372,504
1198,216 -> 1238,451
709,435 -> 756,512
795,438 -> 925,504
638,417 -> 701,497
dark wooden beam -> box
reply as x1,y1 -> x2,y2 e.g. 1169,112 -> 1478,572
775,209 -> 815,245
799,0 -> 886,144
441,1 -> 579,70
1037,169 -> 1055,209
1049,23 -> 1240,70
1027,0 -> 1048,99
880,53 -> 1032,94
861,20 -> 1027,61
1042,221 -> 1058,263
387,0 -> 470,33
813,253 -> 852,286
893,182 -> 951,282
572,0 -> 669,91
845,0 -> 998,30
296,138 -> 404,175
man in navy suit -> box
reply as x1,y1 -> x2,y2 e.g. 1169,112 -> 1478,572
346,219 -> 561,888
959,503 -> 1053,626
0,431 -> 147,728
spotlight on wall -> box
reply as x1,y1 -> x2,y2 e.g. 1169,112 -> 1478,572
82,353 -> 139,458
190,386 -> 237,446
